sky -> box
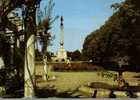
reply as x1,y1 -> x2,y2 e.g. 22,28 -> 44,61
40,0 -> 123,54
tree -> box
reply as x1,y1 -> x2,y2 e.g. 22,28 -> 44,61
83,0 -> 140,70
37,0 -> 58,57
0,0 -> 42,97
67,50 -> 82,61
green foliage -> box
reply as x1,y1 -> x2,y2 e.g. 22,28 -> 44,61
67,50 -> 82,61
83,0 -> 140,69
51,63 -> 102,71
37,0 -> 57,55
111,2 -> 123,11
0,0 -> 42,97
0,86 -> 6,96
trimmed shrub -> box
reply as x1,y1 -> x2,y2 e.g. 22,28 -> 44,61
49,63 -> 103,71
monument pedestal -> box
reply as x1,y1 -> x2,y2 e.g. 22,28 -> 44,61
57,46 -> 67,62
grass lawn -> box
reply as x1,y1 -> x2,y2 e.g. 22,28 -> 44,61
35,64 -> 140,98
50,71 -> 118,91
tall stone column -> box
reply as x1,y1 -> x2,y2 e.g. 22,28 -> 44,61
57,16 -> 67,61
